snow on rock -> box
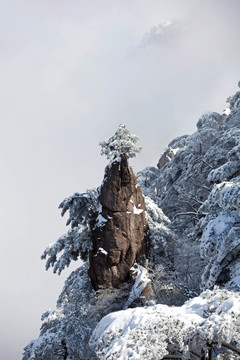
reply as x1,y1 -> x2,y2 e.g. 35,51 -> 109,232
98,247 -> 108,255
95,214 -> 108,227
123,263 -> 152,309
133,205 -> 144,214
157,147 -> 175,169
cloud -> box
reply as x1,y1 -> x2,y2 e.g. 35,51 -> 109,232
1,1 -> 240,359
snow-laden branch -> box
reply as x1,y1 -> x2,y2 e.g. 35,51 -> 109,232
41,189 -> 99,274
99,124 -> 141,160
90,288 -> 240,359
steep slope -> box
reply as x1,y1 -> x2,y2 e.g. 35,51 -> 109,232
23,126 -> 159,359
90,83 -> 240,359
139,83 -> 240,293
23,84 -> 240,360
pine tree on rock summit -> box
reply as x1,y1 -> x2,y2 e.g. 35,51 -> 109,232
89,124 -> 151,292
41,124 -> 150,295
24,84 -> 240,360
99,123 -> 142,160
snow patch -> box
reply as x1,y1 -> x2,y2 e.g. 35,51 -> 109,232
133,205 -> 144,214
223,107 -> 231,115
98,247 -> 108,256
96,214 -> 108,227
123,263 -> 151,309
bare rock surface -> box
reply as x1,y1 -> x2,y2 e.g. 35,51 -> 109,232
88,155 -> 150,290
157,147 -> 175,169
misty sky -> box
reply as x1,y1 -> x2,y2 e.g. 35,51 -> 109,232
0,1 -> 240,359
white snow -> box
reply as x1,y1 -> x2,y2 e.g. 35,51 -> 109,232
123,263 -> 151,309
96,214 -> 108,227
198,180 -> 240,289
98,247 -> 108,255
100,124 -> 141,160
171,146 -> 183,155
133,205 -> 144,214
223,107 -> 231,115
90,288 -> 240,360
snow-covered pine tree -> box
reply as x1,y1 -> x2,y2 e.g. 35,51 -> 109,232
24,83 -> 240,360
24,124 -> 173,359
89,124 -> 152,294
41,188 -> 99,274
99,123 -> 142,160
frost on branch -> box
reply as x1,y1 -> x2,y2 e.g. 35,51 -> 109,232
23,265 -> 98,360
144,195 -> 175,264
99,124 -> 141,160
25,84 -> 240,359
41,189 -> 99,274
90,288 -> 240,360
23,265 -> 133,360
198,181 -> 240,290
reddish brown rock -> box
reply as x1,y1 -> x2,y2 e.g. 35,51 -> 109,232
88,154 -> 150,290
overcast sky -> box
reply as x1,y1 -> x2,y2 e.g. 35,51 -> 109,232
0,1 -> 240,359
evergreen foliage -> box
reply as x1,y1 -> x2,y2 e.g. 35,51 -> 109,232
41,189 -> 99,274
24,84 -> 240,360
90,288 -> 240,360
99,124 -> 141,160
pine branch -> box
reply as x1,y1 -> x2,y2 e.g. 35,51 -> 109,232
174,212 -> 197,219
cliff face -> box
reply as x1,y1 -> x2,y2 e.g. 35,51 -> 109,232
157,147 -> 175,169
88,154 -> 150,290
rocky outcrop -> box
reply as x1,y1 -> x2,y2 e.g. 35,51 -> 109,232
157,147 -> 175,169
88,154 -> 150,290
